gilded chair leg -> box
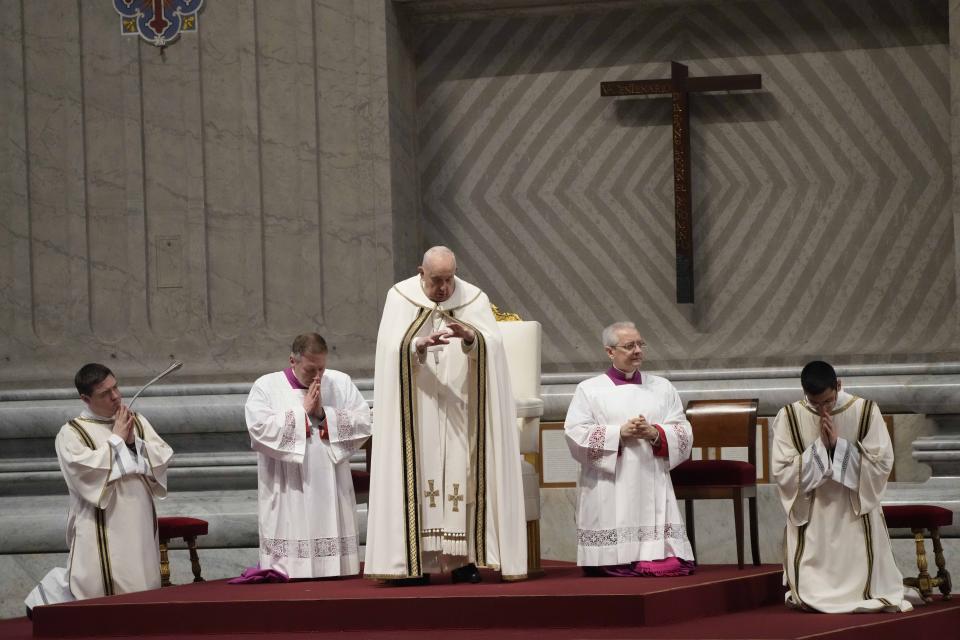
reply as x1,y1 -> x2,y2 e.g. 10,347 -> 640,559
186,536 -> 204,583
931,527 -> 952,599
685,500 -> 697,563
733,493 -> 745,570
748,496 -> 761,566
526,520 -> 544,577
911,528 -> 933,601
159,539 -> 171,587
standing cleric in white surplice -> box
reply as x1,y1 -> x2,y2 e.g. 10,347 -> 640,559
245,333 -> 371,578
565,322 -> 694,575
772,360 -> 920,613
25,363 -> 174,614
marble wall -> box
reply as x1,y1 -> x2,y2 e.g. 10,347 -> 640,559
3,0 -> 960,387
414,0 -> 959,373
0,0 -> 417,387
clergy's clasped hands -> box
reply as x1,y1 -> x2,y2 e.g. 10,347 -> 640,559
620,415 -> 658,443
819,410 -> 838,448
111,404 -> 136,444
303,374 -> 323,437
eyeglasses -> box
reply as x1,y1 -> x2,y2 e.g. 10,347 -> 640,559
804,391 -> 838,411
613,342 -> 646,352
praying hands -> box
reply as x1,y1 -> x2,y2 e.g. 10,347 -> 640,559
620,416 -> 658,444
303,375 -> 323,437
112,404 -> 135,444
819,411 -> 837,448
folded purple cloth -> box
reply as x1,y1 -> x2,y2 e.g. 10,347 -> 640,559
632,557 -> 695,576
601,557 -> 695,577
227,566 -> 289,584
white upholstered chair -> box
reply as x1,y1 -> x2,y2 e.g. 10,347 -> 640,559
497,317 -> 544,575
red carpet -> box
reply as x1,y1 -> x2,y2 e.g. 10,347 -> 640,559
15,563 -> 959,639
30,564 -> 781,636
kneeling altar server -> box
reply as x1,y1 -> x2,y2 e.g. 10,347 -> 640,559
25,363 -> 174,613
772,360 -> 919,612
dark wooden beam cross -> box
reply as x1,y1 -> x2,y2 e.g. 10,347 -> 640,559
601,62 -> 761,304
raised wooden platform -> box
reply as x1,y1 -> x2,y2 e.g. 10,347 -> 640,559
8,563 -> 958,639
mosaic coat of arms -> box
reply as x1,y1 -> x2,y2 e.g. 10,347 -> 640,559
114,0 -> 204,47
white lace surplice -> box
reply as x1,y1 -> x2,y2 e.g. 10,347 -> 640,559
565,373 -> 694,566
245,369 -> 371,578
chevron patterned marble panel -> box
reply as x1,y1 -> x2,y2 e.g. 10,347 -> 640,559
416,0 -> 956,372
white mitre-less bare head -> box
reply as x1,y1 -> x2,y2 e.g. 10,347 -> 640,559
422,245 -> 457,269
418,245 -> 458,303
602,321 -> 645,373
602,321 -> 637,347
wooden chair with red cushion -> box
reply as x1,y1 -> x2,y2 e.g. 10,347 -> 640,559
157,516 -> 209,587
882,504 -> 953,600
670,399 -> 760,569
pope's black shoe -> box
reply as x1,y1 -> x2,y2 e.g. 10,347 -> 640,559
451,563 -> 482,584
385,574 -> 430,586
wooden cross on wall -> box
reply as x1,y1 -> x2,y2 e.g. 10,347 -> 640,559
601,62 -> 761,304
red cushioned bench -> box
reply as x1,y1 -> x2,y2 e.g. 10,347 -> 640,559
882,504 -> 952,601
157,516 -> 209,587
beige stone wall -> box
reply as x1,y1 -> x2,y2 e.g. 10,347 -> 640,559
0,0 -> 418,386
3,0 -> 960,386
413,0 -> 959,372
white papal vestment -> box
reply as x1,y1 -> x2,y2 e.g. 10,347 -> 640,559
565,371 -> 694,567
772,392 -> 919,613
245,369 -> 371,578
365,275 -> 527,580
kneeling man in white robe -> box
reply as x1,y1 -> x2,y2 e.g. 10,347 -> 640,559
565,322 -> 695,577
25,363 -> 173,614
772,360 -> 920,613
245,333 -> 371,578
